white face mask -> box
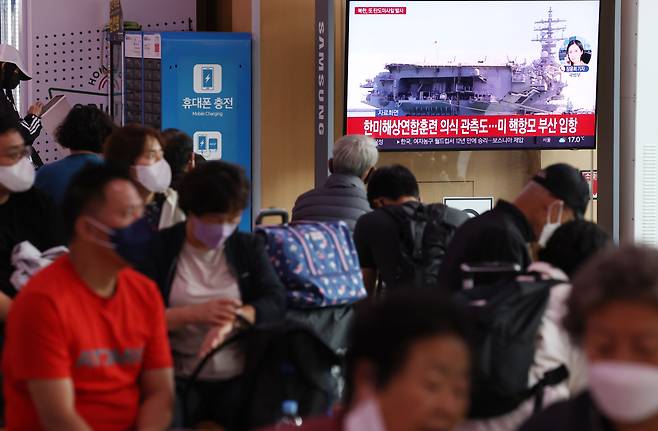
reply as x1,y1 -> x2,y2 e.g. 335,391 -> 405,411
589,361 -> 658,423
0,157 -> 35,192
344,398 -> 387,431
134,159 -> 172,193
538,200 -> 564,248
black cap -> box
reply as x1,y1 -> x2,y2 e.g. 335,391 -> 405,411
532,163 -> 590,219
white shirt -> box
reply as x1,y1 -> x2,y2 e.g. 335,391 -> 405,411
169,242 -> 244,380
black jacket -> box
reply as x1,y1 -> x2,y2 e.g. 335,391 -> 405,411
139,222 -> 286,324
519,392 -> 614,431
437,200 -> 536,291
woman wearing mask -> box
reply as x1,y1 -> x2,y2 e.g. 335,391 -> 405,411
104,124 -> 184,231
139,161 -> 286,430
520,245 -> 658,431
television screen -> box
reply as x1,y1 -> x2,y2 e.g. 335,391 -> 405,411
345,0 -> 601,151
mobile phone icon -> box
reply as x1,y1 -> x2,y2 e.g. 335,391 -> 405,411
202,67 -> 214,90
193,131 -> 222,160
198,135 -> 207,151
194,64 -> 222,93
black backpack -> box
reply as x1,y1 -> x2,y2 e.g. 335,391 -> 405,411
185,321 -> 341,430
453,273 -> 569,419
383,203 -> 457,291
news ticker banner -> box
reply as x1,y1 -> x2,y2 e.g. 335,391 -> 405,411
346,114 -> 596,151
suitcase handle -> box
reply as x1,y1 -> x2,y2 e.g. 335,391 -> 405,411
255,208 -> 290,225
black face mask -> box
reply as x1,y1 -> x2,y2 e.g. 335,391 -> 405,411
0,63 -> 21,90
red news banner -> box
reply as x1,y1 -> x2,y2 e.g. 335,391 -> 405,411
347,114 -> 596,139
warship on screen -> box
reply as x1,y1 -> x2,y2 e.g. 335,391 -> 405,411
364,8 -> 570,116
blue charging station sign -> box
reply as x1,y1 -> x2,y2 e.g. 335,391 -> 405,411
161,32 -> 252,230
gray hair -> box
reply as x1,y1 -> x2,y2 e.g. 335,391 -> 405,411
332,135 -> 379,178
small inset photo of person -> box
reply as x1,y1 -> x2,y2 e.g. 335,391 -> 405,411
560,37 -> 592,67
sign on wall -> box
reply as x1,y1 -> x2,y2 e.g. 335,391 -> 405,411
443,197 -> 494,218
161,32 -> 252,230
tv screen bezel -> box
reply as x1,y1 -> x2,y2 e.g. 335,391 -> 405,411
343,0 -> 603,152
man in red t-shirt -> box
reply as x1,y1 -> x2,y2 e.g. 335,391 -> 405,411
3,163 -> 174,430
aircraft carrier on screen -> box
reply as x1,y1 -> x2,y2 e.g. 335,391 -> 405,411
363,8 -> 569,116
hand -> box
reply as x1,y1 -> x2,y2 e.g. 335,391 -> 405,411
191,298 -> 241,326
28,102 -> 44,116
198,322 -> 234,358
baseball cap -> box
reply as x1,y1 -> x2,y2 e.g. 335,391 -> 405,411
0,44 -> 31,80
532,163 -> 590,219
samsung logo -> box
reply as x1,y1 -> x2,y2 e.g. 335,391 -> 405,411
317,20 -> 326,136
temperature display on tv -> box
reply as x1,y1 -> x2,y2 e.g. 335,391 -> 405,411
345,0 -> 600,151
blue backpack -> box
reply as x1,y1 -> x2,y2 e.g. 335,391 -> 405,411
256,219 -> 367,309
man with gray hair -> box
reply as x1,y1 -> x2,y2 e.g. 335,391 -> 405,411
292,134 -> 378,231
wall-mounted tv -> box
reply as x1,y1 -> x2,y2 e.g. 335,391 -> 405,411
344,0 -> 600,151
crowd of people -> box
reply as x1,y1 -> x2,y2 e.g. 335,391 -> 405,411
0,46 -> 657,431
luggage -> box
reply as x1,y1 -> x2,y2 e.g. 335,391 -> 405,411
382,202 -> 460,291
454,264 -> 569,419
255,209 -> 367,309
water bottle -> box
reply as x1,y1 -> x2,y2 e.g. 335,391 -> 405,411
276,400 -> 303,428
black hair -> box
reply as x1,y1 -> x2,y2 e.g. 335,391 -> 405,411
344,290 -> 471,405
366,164 -> 419,204
0,115 -> 20,136
567,39 -> 590,65
565,245 -> 658,343
178,160 -> 250,216
55,105 -> 115,153
61,162 -> 133,242
538,220 -> 611,278
104,124 -> 162,168
161,128 -> 193,189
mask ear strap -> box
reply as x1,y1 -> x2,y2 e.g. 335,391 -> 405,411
85,217 -> 114,235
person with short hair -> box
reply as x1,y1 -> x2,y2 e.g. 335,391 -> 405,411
0,116 -> 61,306
104,124 -> 184,231
460,220 -> 611,431
270,290 -> 471,431
161,128 -> 196,192
519,245 -> 658,431
438,163 -> 591,291
354,164 -> 469,294
139,160 -> 286,429
35,105 -> 115,205
292,135 -> 379,231
2,163 -> 174,431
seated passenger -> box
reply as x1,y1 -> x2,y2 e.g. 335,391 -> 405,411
104,124 -> 184,231
520,245 -> 658,431
0,116 -> 61,308
438,163 -> 590,291
353,164 -> 469,294
292,135 -> 378,231
161,128 -> 195,192
34,105 -> 114,205
139,161 -> 286,429
459,220 -> 611,431
3,163 -> 174,430
270,290 -> 471,431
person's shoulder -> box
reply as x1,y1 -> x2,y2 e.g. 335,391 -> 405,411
18,255 -> 74,297
119,267 -> 164,304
